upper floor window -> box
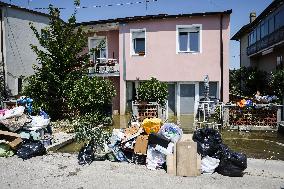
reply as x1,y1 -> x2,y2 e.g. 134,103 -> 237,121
177,25 -> 201,53
131,29 -> 146,56
88,37 -> 107,62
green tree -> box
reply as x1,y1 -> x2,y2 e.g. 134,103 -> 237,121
23,3 -> 89,119
137,77 -> 168,107
67,76 -> 116,115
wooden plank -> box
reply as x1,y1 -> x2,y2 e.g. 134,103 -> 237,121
176,141 -> 198,177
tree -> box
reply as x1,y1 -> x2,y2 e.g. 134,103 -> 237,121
23,3 -> 89,119
137,77 -> 168,107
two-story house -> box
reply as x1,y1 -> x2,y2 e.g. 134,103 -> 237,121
78,10 -> 232,117
0,1 -> 50,97
231,0 -> 284,72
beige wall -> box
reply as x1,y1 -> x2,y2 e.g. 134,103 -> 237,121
240,33 -> 252,68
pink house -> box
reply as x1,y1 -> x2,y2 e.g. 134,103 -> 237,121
78,10 -> 232,117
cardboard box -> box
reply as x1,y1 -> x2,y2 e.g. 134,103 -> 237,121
134,135 -> 148,155
0,130 -> 23,150
167,140 -> 201,177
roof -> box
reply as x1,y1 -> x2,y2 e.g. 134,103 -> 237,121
231,0 -> 284,40
77,9 -> 232,26
0,1 -> 50,18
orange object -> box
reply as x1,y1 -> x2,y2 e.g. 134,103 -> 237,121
142,118 -> 162,135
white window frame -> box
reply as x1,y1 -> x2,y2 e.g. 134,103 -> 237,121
176,24 -> 202,54
130,28 -> 146,56
88,36 -> 108,60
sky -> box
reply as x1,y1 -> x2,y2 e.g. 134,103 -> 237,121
2,0 -> 274,69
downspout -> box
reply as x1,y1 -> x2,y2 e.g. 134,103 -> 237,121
220,14 -> 224,102
0,8 -> 6,100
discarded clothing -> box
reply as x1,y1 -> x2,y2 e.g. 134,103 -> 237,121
3,106 -> 25,119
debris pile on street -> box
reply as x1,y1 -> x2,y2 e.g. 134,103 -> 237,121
0,96 -> 51,159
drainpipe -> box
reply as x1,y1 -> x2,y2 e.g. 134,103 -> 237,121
220,14 -> 224,102
0,9 -> 6,100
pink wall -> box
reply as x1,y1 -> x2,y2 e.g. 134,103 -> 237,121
119,15 -> 230,102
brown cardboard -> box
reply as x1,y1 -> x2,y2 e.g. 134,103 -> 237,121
134,135 -> 148,155
176,141 -> 199,177
0,130 -> 23,149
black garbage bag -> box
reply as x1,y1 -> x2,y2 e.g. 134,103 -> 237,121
215,144 -> 247,177
192,128 -> 222,157
78,143 -> 94,165
17,141 -> 46,160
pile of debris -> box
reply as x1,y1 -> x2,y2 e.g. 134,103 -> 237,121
0,97 -> 51,159
78,118 -> 247,177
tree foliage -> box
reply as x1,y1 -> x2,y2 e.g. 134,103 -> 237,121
229,67 -> 270,97
23,5 -> 89,119
137,77 -> 168,107
270,69 -> 284,98
67,76 -> 116,115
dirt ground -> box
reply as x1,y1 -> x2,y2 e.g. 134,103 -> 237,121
0,153 -> 283,189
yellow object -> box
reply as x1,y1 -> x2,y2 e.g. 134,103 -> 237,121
142,118 -> 162,135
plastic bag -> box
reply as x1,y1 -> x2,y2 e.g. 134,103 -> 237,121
146,145 -> 166,170
192,128 -> 222,157
215,144 -> 247,177
17,141 -> 46,160
201,156 -> 220,174
30,116 -> 50,128
78,143 -> 94,165
142,118 -> 162,135
158,123 -> 183,143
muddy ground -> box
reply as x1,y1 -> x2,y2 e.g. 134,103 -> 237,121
0,153 -> 283,189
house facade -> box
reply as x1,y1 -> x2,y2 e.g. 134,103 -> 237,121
78,10 -> 232,117
231,0 -> 284,72
0,1 -> 50,96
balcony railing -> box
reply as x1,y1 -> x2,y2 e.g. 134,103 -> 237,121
247,26 -> 284,56
88,58 -> 119,76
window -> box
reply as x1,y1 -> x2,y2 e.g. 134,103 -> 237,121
131,29 -> 146,56
268,17 -> 274,34
277,56 -> 283,70
177,25 -> 201,53
257,26 -> 261,41
260,21 -> 268,38
275,10 -> 284,30
88,37 -> 107,62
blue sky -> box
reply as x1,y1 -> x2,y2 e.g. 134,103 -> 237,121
3,0 -> 273,69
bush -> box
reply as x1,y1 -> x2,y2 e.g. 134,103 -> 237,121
73,112 -> 111,150
229,67 -> 270,97
270,69 -> 284,98
137,77 -> 168,107
67,76 -> 116,115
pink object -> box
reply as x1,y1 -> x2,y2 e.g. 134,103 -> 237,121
0,109 -> 8,116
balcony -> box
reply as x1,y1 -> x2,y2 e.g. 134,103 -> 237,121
88,58 -> 119,77
247,26 -> 284,56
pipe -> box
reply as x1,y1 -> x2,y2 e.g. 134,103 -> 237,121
220,14 -> 224,102
0,9 -> 6,100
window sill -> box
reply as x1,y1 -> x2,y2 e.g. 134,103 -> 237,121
131,54 -> 146,57
177,51 -> 200,54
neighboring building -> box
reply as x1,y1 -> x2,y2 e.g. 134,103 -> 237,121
78,10 -> 232,117
0,1 -> 50,96
231,0 -> 284,72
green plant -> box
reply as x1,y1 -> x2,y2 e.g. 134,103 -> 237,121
73,112 -> 111,149
229,67 -> 270,97
137,77 -> 168,107
67,76 -> 116,115
270,69 -> 284,98
22,3 -> 89,119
